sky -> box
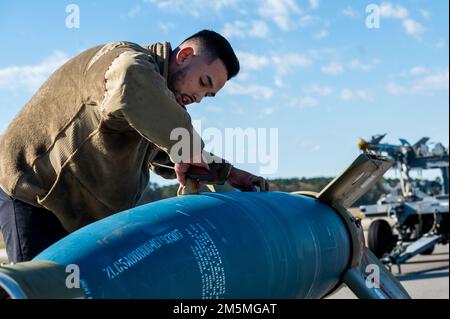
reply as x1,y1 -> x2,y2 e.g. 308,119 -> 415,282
0,0 -> 448,185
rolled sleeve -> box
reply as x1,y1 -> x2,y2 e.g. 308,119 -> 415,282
149,150 -> 177,180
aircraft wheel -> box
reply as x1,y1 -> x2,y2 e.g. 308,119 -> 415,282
368,219 -> 396,258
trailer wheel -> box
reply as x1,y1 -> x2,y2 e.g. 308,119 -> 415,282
368,219 -> 396,258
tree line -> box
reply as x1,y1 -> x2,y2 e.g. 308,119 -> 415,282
138,177 -> 437,208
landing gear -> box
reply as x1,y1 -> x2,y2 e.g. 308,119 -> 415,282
368,219 -> 397,258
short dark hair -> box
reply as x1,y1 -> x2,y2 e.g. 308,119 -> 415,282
181,30 -> 240,80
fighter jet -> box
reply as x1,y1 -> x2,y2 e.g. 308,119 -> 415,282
358,134 -> 449,171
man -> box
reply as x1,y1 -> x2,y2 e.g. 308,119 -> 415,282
0,30 -> 269,263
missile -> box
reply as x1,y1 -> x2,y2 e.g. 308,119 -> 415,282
0,154 -> 410,299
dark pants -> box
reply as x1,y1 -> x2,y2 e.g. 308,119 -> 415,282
0,189 -> 68,263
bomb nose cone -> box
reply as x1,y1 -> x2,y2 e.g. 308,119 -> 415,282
0,261 -> 84,299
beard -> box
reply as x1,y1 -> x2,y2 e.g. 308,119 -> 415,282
167,66 -> 195,106
167,66 -> 189,97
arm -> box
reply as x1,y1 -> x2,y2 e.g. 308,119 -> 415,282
100,49 -> 268,191
149,150 -> 177,180
101,50 -> 203,163
148,149 -> 232,184
226,167 -> 270,192
201,152 -> 269,191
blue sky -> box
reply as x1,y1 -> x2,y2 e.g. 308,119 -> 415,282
0,1 -> 448,185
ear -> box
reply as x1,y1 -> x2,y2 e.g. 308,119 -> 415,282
175,47 -> 195,65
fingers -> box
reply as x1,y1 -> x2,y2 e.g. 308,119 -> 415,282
237,177 -> 269,192
198,180 -> 208,189
260,178 -> 270,192
175,162 -> 211,188
175,171 -> 185,187
174,163 -> 189,186
226,167 -> 269,192
251,176 -> 270,192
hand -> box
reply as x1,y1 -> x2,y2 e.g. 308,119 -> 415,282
174,153 -> 209,187
227,167 -> 269,192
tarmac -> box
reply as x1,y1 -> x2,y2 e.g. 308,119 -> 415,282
327,218 -> 449,299
327,243 -> 449,299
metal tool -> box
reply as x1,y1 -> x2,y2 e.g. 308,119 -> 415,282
152,163 -> 214,182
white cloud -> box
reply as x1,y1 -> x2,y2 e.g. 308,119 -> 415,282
222,20 -> 270,39
356,89 -> 371,100
379,2 -> 409,19
348,59 -> 380,72
396,66 -> 440,78
409,66 -> 428,76
403,19 -> 425,37
387,68 -> 449,95
224,82 -> 273,100
236,51 -> 270,70
314,30 -> 329,39
340,89 -> 371,101
414,68 -> 449,91
158,22 -> 175,33
378,2 -> 425,38
273,53 -> 311,71
340,89 -> 353,100
249,20 -> 271,38
341,6 -> 358,17
274,76 -> 284,88
272,53 -> 311,87
236,72 -> 251,81
300,140 -> 321,152
0,51 -> 69,92
128,5 -> 141,17
263,107 -> 274,115
307,47 -> 339,61
144,0 -> 239,17
290,96 -> 318,108
436,39 -> 446,49
309,0 -> 319,10
386,82 -> 405,95
321,61 -> 344,76
222,21 -> 247,39
298,15 -> 317,27
418,9 -> 431,19
234,50 -> 310,88
308,84 -> 333,96
258,0 -> 301,31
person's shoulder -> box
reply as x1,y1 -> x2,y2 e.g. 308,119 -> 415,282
141,41 -> 169,50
